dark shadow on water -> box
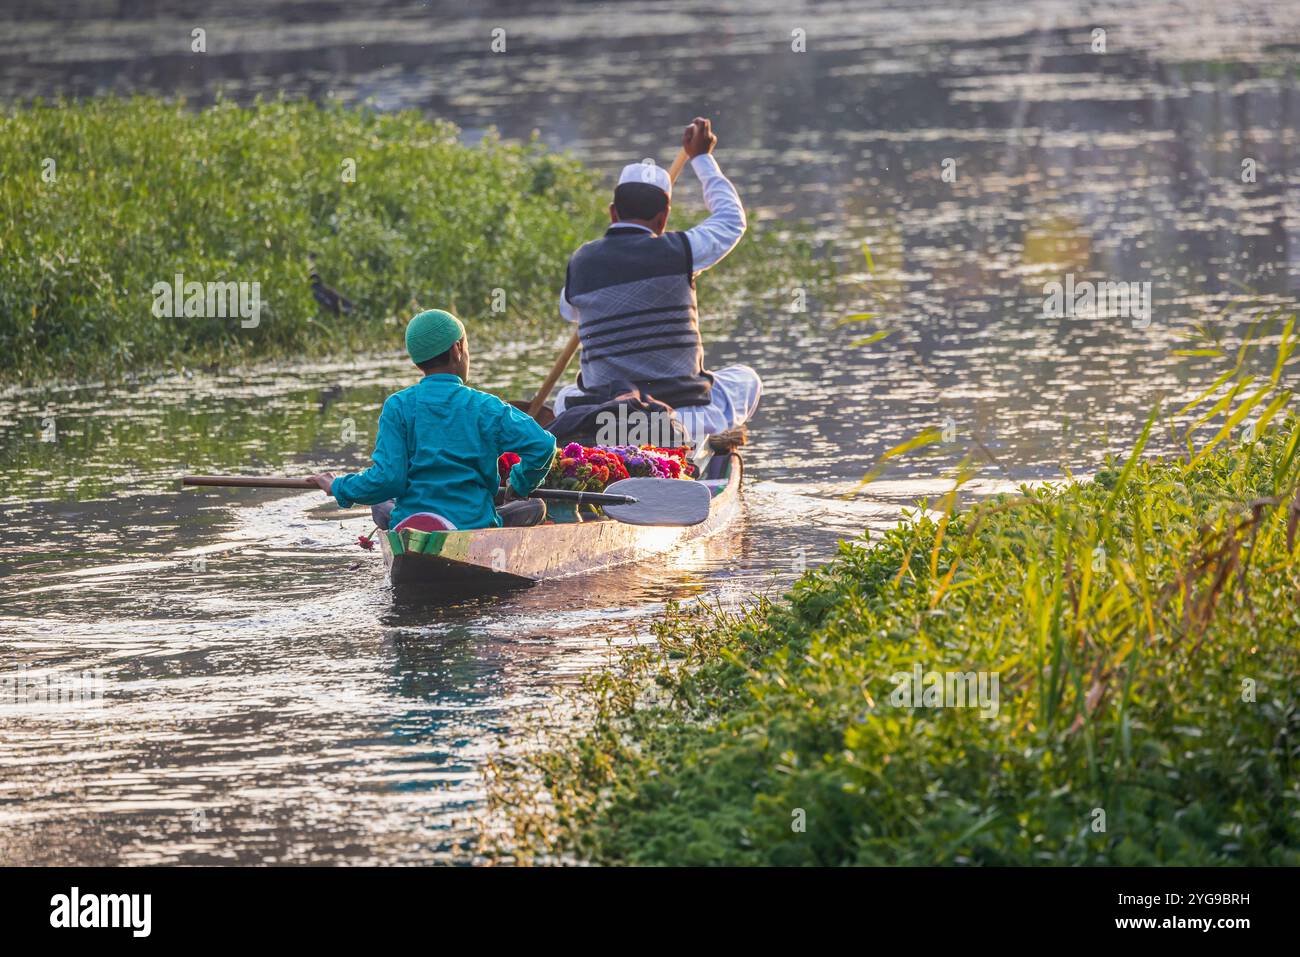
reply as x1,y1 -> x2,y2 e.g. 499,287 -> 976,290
381,579 -> 538,623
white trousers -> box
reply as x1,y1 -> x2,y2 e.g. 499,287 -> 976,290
553,364 -> 763,445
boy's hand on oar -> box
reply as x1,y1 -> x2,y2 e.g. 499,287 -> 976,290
307,472 -> 336,494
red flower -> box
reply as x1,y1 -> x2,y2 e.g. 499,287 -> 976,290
498,452 -> 521,485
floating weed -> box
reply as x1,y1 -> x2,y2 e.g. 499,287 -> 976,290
1,96 -> 829,385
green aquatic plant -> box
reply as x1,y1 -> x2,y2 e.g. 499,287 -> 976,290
485,323 -> 1300,866
0,96 -> 826,385
0,96 -> 602,382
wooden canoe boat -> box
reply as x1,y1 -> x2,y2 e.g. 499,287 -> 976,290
379,452 -> 743,593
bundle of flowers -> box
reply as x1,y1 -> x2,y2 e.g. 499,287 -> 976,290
601,445 -> 698,480
640,446 -> 695,480
544,443 -> 631,492
506,443 -> 696,493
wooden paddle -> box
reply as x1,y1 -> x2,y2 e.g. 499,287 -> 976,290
183,475 -> 316,489
524,146 -> 693,421
182,473 -> 711,527
592,476 -> 710,526
532,476 -> 710,526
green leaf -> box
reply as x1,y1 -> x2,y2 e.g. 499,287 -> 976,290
849,330 -> 893,347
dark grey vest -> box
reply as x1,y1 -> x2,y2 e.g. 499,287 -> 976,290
564,226 -> 712,407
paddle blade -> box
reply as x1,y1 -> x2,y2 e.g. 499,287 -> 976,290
601,477 -> 711,527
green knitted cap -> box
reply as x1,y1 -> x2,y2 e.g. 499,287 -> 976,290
405,309 -> 465,364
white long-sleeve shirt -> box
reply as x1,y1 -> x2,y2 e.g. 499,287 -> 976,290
558,153 -> 746,323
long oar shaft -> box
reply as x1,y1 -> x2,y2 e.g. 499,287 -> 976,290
526,332 -> 580,418
184,474 -> 706,526
183,475 -> 317,489
666,147 -> 690,182
527,488 -> 637,506
182,476 -> 637,506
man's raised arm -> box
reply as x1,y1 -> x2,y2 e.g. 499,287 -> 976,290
681,117 -> 746,273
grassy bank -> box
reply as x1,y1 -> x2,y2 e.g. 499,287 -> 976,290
488,352 -> 1300,864
1,97 -> 822,384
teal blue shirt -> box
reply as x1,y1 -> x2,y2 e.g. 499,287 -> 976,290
331,374 -> 556,529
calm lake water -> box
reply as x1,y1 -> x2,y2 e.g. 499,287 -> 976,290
2,0 -> 1299,864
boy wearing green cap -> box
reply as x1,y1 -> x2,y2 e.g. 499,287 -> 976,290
307,309 -> 556,530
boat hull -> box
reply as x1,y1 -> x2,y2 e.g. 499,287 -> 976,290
379,453 -> 742,593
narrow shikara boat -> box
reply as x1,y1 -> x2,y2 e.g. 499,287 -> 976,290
380,452 -> 743,592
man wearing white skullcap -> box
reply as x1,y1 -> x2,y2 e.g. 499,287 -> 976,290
553,117 -> 761,444
617,161 -> 675,196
